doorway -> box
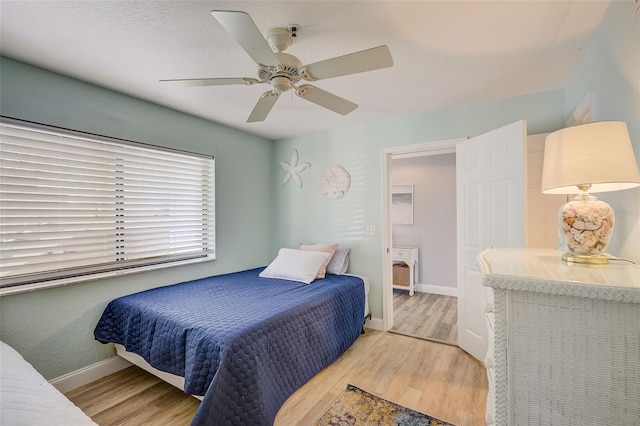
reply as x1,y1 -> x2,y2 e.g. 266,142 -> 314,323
383,121 -> 530,362
382,138 -> 463,345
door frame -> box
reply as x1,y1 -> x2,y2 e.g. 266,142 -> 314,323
381,138 -> 465,331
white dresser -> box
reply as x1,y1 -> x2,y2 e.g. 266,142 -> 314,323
392,246 -> 419,296
479,248 -> 640,426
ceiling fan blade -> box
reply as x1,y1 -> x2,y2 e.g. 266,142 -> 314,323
159,77 -> 259,87
296,84 -> 358,115
302,45 -> 394,81
211,10 -> 279,67
247,91 -> 280,122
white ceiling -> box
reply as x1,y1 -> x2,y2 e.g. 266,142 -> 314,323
0,1 -> 610,140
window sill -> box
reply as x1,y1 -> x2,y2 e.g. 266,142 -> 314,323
0,256 -> 215,297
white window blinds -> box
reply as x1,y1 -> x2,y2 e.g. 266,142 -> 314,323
0,118 -> 215,289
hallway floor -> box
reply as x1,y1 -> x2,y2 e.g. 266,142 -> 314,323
391,290 -> 458,346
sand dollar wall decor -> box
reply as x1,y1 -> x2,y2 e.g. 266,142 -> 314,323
321,165 -> 351,200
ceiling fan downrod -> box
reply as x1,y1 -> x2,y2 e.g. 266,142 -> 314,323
266,27 -> 293,53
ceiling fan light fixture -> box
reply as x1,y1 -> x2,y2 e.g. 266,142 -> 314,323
270,76 -> 291,93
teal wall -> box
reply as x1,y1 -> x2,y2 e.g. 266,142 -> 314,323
272,91 -> 566,319
564,0 -> 640,262
0,57 -> 275,379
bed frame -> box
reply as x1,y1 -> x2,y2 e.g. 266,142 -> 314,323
115,343 -> 203,401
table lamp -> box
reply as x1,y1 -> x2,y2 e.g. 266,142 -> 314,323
541,121 -> 640,264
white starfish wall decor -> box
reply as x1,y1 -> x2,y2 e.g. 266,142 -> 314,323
279,149 -> 311,188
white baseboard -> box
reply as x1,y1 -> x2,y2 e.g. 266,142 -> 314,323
365,316 -> 383,331
415,283 -> 458,297
49,355 -> 132,393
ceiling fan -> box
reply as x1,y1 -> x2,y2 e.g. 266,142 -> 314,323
160,10 -> 394,123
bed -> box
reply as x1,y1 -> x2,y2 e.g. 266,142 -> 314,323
0,340 -> 97,426
94,259 -> 368,426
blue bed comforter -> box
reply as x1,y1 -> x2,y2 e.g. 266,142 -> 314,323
94,267 -> 365,426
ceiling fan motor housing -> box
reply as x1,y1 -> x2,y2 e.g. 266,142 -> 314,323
259,52 -> 303,93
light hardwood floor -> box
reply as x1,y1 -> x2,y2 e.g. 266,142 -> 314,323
392,290 -> 458,345
66,330 -> 487,425
66,366 -> 200,425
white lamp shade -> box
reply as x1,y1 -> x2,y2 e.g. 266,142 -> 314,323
541,121 -> 640,194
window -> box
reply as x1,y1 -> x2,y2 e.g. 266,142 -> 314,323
0,117 -> 215,292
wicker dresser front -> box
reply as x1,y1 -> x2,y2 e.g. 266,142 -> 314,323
479,248 -> 640,426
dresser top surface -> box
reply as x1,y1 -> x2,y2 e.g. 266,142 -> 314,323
479,248 -> 640,292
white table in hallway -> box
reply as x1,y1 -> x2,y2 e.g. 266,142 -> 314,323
392,246 -> 419,296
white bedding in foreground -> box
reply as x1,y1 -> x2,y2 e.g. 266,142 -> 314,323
0,341 -> 97,426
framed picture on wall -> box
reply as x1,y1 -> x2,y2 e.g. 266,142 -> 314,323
391,184 -> 414,224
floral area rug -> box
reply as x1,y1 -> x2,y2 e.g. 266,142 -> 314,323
314,384 -> 456,425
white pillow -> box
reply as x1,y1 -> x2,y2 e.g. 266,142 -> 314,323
327,246 -> 351,274
259,248 -> 330,284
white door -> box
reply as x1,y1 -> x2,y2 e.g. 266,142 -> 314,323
456,121 -> 526,361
